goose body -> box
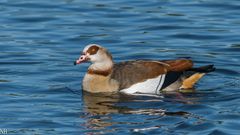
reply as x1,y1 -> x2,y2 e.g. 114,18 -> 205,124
74,44 -> 215,95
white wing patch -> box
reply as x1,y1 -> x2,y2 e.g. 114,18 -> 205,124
120,74 -> 166,95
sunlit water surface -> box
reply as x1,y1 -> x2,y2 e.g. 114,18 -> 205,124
0,0 -> 240,134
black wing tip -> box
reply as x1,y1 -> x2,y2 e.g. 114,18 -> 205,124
206,65 -> 216,73
189,64 -> 216,73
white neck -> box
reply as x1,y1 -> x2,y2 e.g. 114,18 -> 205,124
89,58 -> 113,71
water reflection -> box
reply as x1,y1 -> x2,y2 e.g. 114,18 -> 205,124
82,92 -> 123,131
82,91 -> 195,115
82,92 -> 123,115
82,91 -> 196,132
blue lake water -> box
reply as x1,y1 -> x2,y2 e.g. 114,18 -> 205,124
0,0 -> 240,134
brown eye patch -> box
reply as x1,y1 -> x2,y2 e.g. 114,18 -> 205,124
87,45 -> 100,55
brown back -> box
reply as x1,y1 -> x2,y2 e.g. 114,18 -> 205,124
111,59 -> 193,89
161,59 -> 193,71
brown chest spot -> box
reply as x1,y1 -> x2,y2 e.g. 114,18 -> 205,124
88,69 -> 112,76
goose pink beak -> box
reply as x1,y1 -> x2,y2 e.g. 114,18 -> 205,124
74,55 -> 88,65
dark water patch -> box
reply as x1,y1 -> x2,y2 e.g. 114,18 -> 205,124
166,13 -> 185,16
10,16 -> 58,23
202,93 -> 240,105
230,43 -> 240,48
220,122 -> 240,132
191,2 -> 240,11
216,68 -> 240,76
77,21 -> 129,28
224,47 -> 240,52
208,129 -> 229,135
0,79 -> 10,83
2,1 -> 63,10
140,25 -> 187,31
175,121 -> 216,132
170,33 -> 221,40
207,29 -> 229,32
0,61 -> 44,65
137,17 -> 193,24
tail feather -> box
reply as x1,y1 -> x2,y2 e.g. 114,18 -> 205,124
188,64 -> 216,73
180,73 -> 205,89
180,64 -> 215,89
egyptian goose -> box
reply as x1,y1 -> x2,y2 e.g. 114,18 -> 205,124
74,44 -> 215,94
